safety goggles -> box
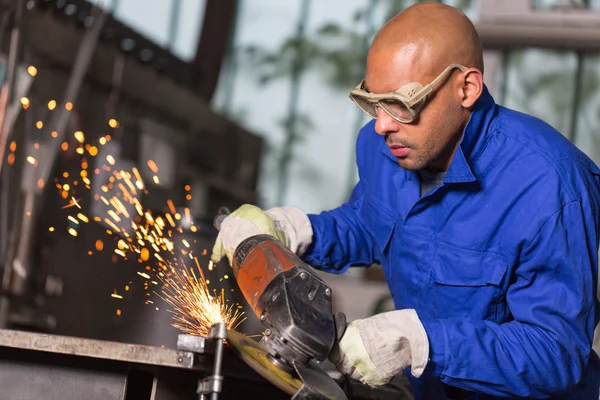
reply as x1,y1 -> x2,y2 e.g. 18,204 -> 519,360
349,63 -> 468,123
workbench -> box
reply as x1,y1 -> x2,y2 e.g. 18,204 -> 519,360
0,329 -> 410,400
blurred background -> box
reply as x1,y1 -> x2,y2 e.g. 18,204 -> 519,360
0,0 -> 599,352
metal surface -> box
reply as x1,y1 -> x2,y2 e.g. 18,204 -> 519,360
0,353 -> 126,400
0,0 -> 24,177
0,0 -> 25,331
178,334 -> 207,354
0,329 -> 195,369
226,328 -> 303,396
476,0 -> 600,51
197,323 -> 227,400
0,328 -> 406,400
5,7 -> 108,312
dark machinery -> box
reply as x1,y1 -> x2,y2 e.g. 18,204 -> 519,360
215,209 -> 349,399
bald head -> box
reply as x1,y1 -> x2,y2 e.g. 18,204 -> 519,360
370,2 -> 483,78
362,3 -> 486,172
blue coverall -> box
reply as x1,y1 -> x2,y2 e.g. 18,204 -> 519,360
303,86 -> 600,399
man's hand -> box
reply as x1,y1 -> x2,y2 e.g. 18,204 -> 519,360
211,204 -> 313,265
329,309 -> 430,387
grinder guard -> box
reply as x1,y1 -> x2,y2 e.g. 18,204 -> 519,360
232,234 -> 336,366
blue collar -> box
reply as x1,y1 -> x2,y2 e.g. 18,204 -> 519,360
378,84 -> 498,184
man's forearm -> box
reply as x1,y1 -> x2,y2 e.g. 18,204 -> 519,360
422,318 -> 590,398
302,209 -> 378,273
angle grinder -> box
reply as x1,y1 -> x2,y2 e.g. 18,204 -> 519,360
214,207 -> 348,399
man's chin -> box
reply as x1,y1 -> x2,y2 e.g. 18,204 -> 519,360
397,157 -> 424,171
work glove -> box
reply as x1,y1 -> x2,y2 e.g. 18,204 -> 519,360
211,204 -> 313,265
329,309 -> 429,387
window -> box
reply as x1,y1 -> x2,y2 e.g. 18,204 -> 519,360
501,49 -> 578,137
572,54 -> 600,165
88,0 -> 205,61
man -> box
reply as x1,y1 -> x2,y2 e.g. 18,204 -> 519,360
212,3 -> 600,399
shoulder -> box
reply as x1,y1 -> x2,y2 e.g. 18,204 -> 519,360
490,107 -> 600,213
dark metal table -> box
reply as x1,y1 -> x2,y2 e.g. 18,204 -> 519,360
0,329 -> 410,400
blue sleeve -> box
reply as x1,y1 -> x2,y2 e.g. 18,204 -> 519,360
301,180 -> 380,274
421,201 -> 599,397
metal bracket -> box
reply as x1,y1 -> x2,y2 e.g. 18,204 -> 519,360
177,323 -> 227,400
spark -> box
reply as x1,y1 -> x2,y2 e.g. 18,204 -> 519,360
26,156 -> 37,165
48,227 -> 54,232
108,118 -> 119,128
65,102 -> 73,111
165,213 -> 176,227
48,100 -> 56,110
42,133 -> 244,335
27,66 -> 37,76
20,97 -> 30,109
157,263 -> 245,337
147,160 -> 158,173
61,197 -> 82,209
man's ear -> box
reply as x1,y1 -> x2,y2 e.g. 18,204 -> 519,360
460,68 -> 483,109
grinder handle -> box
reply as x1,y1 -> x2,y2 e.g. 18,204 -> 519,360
213,206 -> 231,231
333,312 -> 347,344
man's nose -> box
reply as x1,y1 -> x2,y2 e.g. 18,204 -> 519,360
374,107 -> 399,136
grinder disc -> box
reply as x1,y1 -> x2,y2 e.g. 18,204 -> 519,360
226,330 -> 302,395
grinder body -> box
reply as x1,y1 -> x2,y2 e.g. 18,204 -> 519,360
232,234 -> 337,369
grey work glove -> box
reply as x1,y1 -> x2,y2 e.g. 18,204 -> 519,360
329,309 -> 430,387
211,204 -> 313,265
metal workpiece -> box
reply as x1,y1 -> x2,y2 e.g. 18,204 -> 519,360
196,323 -> 227,400
177,334 -> 207,354
0,328 -> 409,399
0,328 -> 293,400
0,328 -> 196,369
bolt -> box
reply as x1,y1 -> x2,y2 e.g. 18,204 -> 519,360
325,288 -> 331,296
260,312 -> 267,322
178,357 -> 183,363
300,272 -> 307,280
308,293 -> 314,300
265,329 -> 272,336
